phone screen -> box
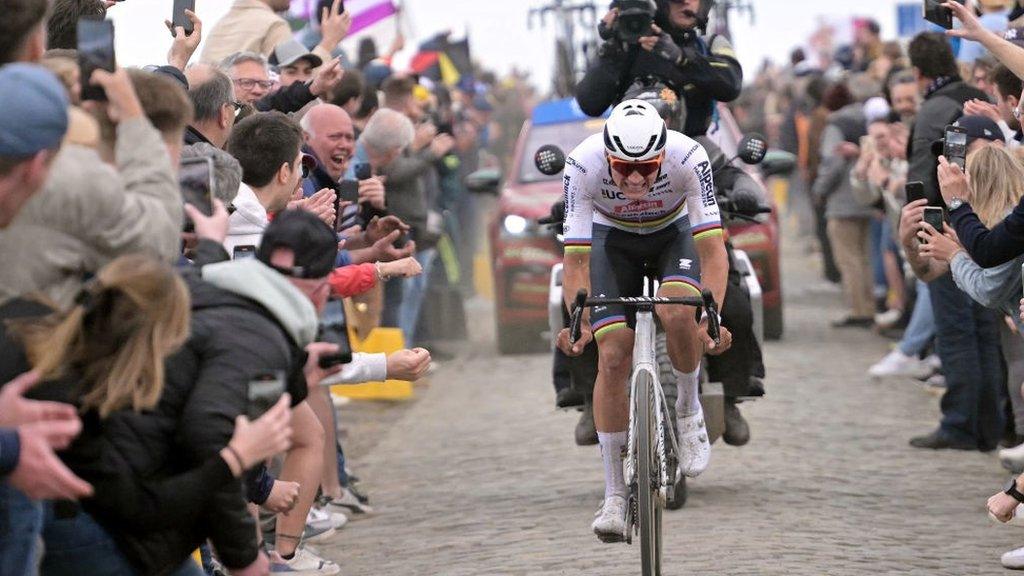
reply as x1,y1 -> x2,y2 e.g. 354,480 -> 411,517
179,158 -> 214,231
905,181 -> 926,206
923,0 -> 953,29
233,245 -> 257,259
945,127 -> 968,170
318,320 -> 353,369
247,372 -> 285,420
77,19 -> 116,101
922,207 -> 944,243
353,163 -> 372,181
172,0 -> 196,35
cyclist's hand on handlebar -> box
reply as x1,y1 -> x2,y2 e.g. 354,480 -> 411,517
557,327 -> 593,357
700,322 -> 732,356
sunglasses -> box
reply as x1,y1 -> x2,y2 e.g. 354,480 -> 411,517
608,155 -> 664,178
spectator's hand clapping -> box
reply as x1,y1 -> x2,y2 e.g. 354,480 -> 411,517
310,57 -> 344,98
380,256 -> 422,279
165,9 -> 202,71
0,371 -> 77,428
937,155 -> 972,205
917,222 -> 963,262
264,480 -> 300,513
225,394 -> 293,476
9,420 -> 93,500
964,99 -> 1002,125
385,348 -> 431,381
372,230 -> 415,261
185,199 -> 229,245
867,157 -> 890,189
365,215 -> 410,244
318,0 -> 353,51
293,188 -> 337,227
358,177 -> 386,210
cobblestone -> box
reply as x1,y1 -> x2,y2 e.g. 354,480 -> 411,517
322,236 -> 1022,575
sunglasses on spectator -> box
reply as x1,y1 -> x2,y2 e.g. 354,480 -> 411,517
233,78 -> 274,90
607,155 -> 664,178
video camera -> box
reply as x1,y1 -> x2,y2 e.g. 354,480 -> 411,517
605,0 -> 657,44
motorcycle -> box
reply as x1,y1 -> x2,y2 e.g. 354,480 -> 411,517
534,134 -> 789,508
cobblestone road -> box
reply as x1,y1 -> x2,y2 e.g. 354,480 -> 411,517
323,236 -> 1023,575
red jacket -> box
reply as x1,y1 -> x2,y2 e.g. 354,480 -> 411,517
328,263 -> 377,298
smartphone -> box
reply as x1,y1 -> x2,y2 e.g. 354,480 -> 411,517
317,0 -> 344,22
233,245 -> 257,259
247,372 -> 285,420
905,181 -> 926,205
318,320 -> 353,369
179,157 -> 214,232
353,163 -> 372,181
77,18 -> 115,101
922,206 -> 945,243
172,0 -> 196,36
923,0 -> 953,29
944,124 -> 969,170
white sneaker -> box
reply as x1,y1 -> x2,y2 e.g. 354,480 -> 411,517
324,486 -> 374,519
867,349 -> 931,379
1001,443 -> 1024,473
873,308 -> 902,328
1003,545 -> 1024,569
677,406 -> 711,478
270,547 -> 341,575
308,504 -> 348,531
591,495 -> 627,543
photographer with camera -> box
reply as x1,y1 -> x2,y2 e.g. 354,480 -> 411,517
576,0 -> 742,137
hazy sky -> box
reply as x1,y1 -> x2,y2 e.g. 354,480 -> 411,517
109,0 -> 907,89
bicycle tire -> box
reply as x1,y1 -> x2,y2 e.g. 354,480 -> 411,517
636,370 -> 662,576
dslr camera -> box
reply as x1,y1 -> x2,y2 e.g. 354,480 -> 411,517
604,0 -> 657,44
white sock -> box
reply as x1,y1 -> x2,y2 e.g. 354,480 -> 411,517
674,364 -> 701,417
598,431 -> 627,500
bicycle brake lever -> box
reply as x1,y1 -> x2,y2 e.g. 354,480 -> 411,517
701,289 -> 721,347
569,289 -> 588,345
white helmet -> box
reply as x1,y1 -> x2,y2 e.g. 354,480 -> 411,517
603,99 -> 668,162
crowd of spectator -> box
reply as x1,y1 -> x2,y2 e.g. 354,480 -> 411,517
734,0 -> 1024,570
0,0 -> 515,574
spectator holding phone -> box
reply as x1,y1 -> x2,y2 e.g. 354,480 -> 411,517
0,68 -> 189,307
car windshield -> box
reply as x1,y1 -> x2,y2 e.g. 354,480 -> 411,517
517,119 -> 605,184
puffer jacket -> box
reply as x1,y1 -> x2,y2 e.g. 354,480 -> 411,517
3,261 -> 316,575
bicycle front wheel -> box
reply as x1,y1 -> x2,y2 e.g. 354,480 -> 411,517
636,370 -> 662,576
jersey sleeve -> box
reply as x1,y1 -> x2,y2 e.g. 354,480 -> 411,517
679,141 -> 723,241
562,155 -> 594,254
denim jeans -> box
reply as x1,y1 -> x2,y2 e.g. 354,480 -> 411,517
929,273 -> 1005,448
399,248 -> 437,346
898,281 -> 935,357
40,505 -> 205,576
0,483 -> 42,576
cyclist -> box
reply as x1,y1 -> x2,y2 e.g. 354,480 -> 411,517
557,99 -> 732,542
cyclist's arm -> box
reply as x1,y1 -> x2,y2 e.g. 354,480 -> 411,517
562,160 -> 594,327
683,144 -> 728,311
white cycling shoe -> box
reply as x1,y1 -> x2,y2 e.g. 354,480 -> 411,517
591,495 -> 628,543
677,405 -> 711,478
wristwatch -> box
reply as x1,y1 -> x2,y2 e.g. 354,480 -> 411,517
1004,477 -> 1024,503
948,197 -> 965,211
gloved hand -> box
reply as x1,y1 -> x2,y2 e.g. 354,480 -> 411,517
650,33 -> 684,65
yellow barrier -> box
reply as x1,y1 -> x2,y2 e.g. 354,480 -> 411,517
330,327 -> 414,401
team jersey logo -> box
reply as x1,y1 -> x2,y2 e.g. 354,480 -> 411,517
614,199 -> 664,214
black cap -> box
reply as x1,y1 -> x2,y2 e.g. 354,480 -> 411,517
257,209 -> 338,279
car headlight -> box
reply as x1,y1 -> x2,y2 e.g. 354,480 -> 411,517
503,215 -> 529,235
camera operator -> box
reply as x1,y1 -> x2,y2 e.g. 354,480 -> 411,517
576,0 -> 742,137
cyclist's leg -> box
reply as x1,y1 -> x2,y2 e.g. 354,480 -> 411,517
590,224 -> 644,501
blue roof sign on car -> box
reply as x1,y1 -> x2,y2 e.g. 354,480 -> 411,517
532,98 -> 610,126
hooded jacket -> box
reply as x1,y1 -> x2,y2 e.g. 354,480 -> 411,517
224,182 -> 269,254
5,262 -> 316,574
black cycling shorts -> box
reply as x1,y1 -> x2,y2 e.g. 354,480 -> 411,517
588,217 -> 701,339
